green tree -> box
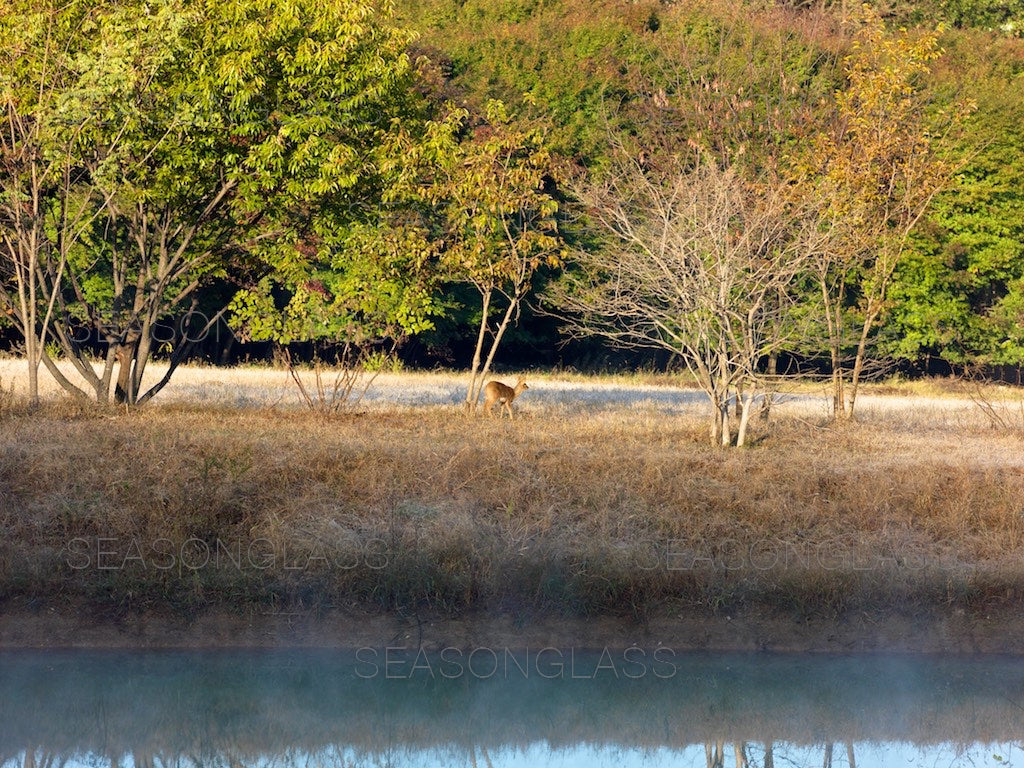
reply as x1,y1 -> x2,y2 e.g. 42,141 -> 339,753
884,54 -> 1024,373
2,0 -> 428,406
0,0 -> 137,405
218,0 -> 446,405
428,101 -> 564,411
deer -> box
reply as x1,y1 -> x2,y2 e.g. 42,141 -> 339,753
482,376 -> 529,420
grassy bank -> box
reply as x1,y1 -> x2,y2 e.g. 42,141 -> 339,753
1,372 -> 1023,631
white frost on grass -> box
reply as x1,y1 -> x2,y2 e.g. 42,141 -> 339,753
0,357 -> 1019,430
5,357 -> 1024,469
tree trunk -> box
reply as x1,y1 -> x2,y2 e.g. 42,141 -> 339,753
219,331 -> 235,365
114,342 -> 136,404
464,289 -> 492,412
98,345 -> 118,404
846,311 -> 876,419
719,398 -> 732,447
761,351 -> 777,420
131,315 -> 156,401
465,290 -> 519,413
136,306 -> 228,406
25,249 -> 40,406
821,272 -> 846,420
476,296 -> 518,399
715,347 -> 732,447
831,347 -> 845,419
737,387 -> 756,447
26,335 -> 40,407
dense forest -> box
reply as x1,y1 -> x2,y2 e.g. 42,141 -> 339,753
394,0 -> 1024,383
2,0 -> 1023,414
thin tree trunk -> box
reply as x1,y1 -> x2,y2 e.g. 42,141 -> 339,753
26,337 -> 39,406
219,331 -> 235,365
98,344 -> 118,404
737,387 -> 756,447
821,272 -> 846,419
137,307 -> 227,406
716,347 -> 732,447
761,351 -> 777,420
26,250 -> 39,406
464,288 -> 492,412
710,397 -> 721,443
113,336 -> 142,405
705,742 -> 724,768
720,398 -> 731,447
38,352 -> 91,402
475,296 -> 519,402
847,310 -> 877,419
132,315 -> 156,401
831,345 -> 845,419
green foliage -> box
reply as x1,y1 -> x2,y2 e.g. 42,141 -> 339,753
230,223 -> 440,345
5,0 -> 1024,379
398,0 -> 844,171
198,0 -> 445,349
433,100 -> 563,289
395,0 -> 662,161
885,30 -> 1024,368
929,0 -> 1023,31
1,0 -> 448,402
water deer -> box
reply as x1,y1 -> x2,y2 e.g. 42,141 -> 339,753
482,376 -> 529,420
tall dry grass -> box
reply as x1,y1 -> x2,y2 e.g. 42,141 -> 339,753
1,387 -> 1022,621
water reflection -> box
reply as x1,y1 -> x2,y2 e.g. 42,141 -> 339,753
1,651 -> 1023,767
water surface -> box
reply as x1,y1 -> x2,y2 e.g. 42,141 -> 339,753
2,650 -> 1023,767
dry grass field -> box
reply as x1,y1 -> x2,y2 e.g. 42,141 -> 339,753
1,358 -> 1023,640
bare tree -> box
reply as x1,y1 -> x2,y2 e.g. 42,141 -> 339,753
550,153 -> 814,447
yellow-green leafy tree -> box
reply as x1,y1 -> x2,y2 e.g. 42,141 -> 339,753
431,101 -> 564,412
808,6 -> 971,418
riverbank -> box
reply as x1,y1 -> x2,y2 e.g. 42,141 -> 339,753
1,368 -> 1023,652
4,601 -> 1024,654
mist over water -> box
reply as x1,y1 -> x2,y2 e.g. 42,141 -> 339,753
1,650 -> 1023,767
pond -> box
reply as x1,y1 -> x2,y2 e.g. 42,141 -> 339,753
1,649 -> 1023,767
